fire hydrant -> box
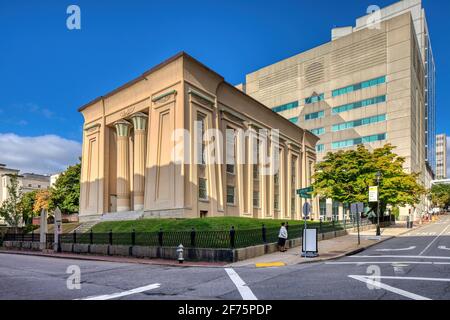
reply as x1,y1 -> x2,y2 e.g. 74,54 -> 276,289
177,244 -> 184,264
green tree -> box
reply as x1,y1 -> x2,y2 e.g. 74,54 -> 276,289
0,175 -> 23,227
19,190 -> 38,226
430,184 -> 450,209
49,161 -> 81,214
312,144 -> 425,215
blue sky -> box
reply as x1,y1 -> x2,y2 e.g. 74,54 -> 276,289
0,0 -> 448,174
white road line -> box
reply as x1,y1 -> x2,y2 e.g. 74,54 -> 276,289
419,224 -> 450,256
348,275 -> 431,300
76,283 -> 161,300
348,255 -> 450,260
376,246 -> 416,252
438,246 -> 450,251
225,268 -> 257,300
364,276 -> 450,282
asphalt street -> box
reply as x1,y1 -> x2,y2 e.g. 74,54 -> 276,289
1,215 -> 449,300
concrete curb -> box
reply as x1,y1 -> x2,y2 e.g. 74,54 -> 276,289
0,249 -> 227,268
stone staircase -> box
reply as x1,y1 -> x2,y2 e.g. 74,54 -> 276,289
72,220 -> 99,234
100,210 -> 144,221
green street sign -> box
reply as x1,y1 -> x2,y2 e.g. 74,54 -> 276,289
297,187 -> 313,199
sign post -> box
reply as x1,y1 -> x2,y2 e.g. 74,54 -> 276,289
351,202 -> 364,245
301,201 -> 318,258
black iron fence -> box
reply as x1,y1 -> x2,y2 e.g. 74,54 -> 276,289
2,218 -> 385,249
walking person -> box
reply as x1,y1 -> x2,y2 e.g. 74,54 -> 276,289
278,222 -> 288,252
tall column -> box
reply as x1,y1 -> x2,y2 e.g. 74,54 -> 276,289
131,112 -> 148,211
115,119 -> 132,212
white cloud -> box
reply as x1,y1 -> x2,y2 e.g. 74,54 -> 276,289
0,133 -> 82,175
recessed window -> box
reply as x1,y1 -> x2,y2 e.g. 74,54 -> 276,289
198,178 -> 208,200
274,194 -> 280,211
332,95 -> 386,114
332,133 -> 387,150
332,76 -> 386,97
253,191 -> 260,208
332,114 -> 387,132
272,101 -> 299,113
316,144 -> 325,153
226,186 -> 235,205
311,128 -> 325,136
305,93 -> 324,105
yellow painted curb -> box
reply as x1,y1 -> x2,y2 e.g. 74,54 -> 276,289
255,262 -> 286,268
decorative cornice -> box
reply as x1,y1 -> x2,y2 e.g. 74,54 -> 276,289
120,106 -> 135,118
188,89 -> 215,105
84,123 -> 101,132
152,90 -> 177,103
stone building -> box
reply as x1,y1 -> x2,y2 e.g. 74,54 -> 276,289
78,52 -> 319,222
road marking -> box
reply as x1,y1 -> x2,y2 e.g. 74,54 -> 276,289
419,224 -> 450,256
76,283 -> 160,300
376,246 -> 416,252
363,276 -> 450,282
349,255 -> 450,260
348,275 -> 431,300
225,268 -> 257,300
255,262 -> 286,268
438,246 -> 450,251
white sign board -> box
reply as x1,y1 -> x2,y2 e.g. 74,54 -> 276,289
302,229 -> 318,253
369,186 -> 378,202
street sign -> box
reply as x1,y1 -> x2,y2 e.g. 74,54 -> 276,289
297,187 -> 313,199
302,202 -> 311,218
369,186 -> 378,202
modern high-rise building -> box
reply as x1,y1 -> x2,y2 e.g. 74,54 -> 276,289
240,0 -> 436,219
436,134 -> 447,180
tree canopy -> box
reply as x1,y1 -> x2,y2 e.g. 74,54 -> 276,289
312,144 -> 425,214
0,175 -> 23,227
430,184 -> 450,209
49,161 -> 81,214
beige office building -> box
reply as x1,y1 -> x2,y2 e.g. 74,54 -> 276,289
436,134 -> 447,180
78,52 -> 319,223
240,0 -> 436,219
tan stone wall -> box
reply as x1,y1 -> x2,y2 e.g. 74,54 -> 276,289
79,53 -> 319,222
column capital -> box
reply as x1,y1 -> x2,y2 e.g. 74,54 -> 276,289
130,112 -> 148,131
114,119 -> 132,137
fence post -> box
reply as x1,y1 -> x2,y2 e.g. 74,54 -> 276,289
158,229 -> 163,247
31,230 -> 34,242
319,219 -> 324,240
109,229 -> 113,245
333,219 -> 336,237
131,229 -> 136,246
90,229 -> 93,245
262,224 -> 267,244
73,231 -> 77,244
190,228 -> 196,247
229,226 -> 235,248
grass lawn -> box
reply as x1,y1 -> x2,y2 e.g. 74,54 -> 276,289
91,217 -> 320,233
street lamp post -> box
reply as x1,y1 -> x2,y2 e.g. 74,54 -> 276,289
376,171 -> 382,236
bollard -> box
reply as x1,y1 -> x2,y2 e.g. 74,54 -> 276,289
177,244 -> 184,263
230,226 -> 235,248
262,224 -> 267,244
190,228 -> 196,247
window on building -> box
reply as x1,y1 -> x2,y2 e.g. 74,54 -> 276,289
253,138 -> 260,180
291,195 -> 296,214
199,178 -> 208,200
291,156 -> 297,185
332,133 -> 387,150
305,111 -> 325,121
272,101 -> 299,113
227,185 -> 235,205
253,191 -> 260,208
311,128 -> 325,136
274,194 -> 280,211
332,114 -> 387,132
332,76 -> 386,97
332,201 -> 340,220
305,93 -> 325,104
316,144 -> 325,153
332,95 -> 386,114
289,117 -> 299,124
197,114 -> 207,165
319,199 -> 327,217
226,128 -> 235,174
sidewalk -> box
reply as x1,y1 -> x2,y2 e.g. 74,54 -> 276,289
228,223 -> 416,268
